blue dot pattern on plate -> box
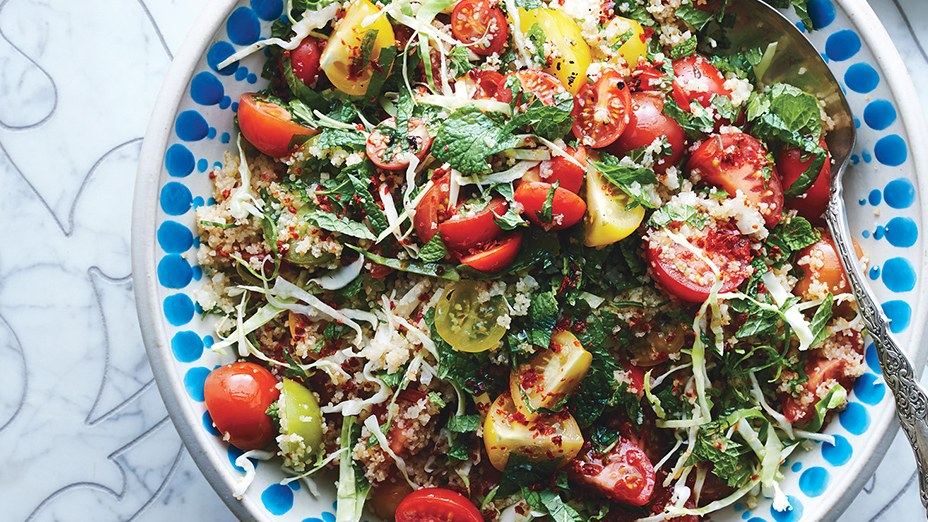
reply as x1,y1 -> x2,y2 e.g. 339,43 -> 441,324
864,99 -> 896,130
874,134 -> 908,167
158,220 -> 193,253
203,410 -> 221,436
163,293 -> 194,326
822,434 -> 853,466
885,216 -> 918,247
770,496 -> 803,522
175,110 -> 209,141
252,0 -> 284,20
160,182 -> 192,216
845,63 -> 880,93
882,300 -> 912,333
799,467 -> 830,497
183,366 -> 211,402
172,330 -> 204,362
865,343 -> 882,374
165,143 -> 195,177
868,189 -> 881,206
881,257 -> 916,292
825,29 -> 860,61
228,7 -> 261,45
208,41 -> 238,75
854,373 -> 886,405
839,402 -> 870,435
191,71 -> 225,105
808,0 -> 836,28
158,254 -> 193,289
262,484 -> 295,515
884,178 -> 915,208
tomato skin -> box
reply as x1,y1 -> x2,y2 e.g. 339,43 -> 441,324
671,54 -> 731,111
572,69 -> 633,148
366,117 -> 433,171
413,172 -> 455,243
451,0 -> 509,56
646,220 -> 754,303
395,488 -> 483,522
778,142 -> 832,221
370,478 -> 414,521
688,132 -> 785,227
469,69 -> 507,100
460,233 -> 523,272
568,438 -> 656,506
204,362 -> 280,451
238,93 -> 317,158
290,37 -> 323,86
610,92 -> 685,174
438,197 -> 508,253
515,181 -> 587,230
782,330 -> 864,424
793,233 -> 862,303
500,69 -> 565,106
632,63 -> 667,92
523,147 -> 587,194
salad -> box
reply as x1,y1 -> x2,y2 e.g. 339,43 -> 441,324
193,0 -> 866,520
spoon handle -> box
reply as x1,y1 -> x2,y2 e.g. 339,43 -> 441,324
826,179 -> 928,510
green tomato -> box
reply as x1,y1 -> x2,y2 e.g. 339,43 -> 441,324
278,379 -> 324,463
435,282 -> 507,353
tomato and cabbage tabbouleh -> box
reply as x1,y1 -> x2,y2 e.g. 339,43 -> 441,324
193,0 -> 865,520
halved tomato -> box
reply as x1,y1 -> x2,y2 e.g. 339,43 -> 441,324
468,69 -> 507,100
782,330 -> 863,424
289,37 -> 323,86
778,140 -> 832,221
366,117 -> 433,171
610,92 -> 685,174
688,132 -> 785,227
395,488 -> 483,522
498,69 -> 565,106
515,181 -> 587,230
451,0 -> 509,56
238,93 -> 317,158
459,232 -> 523,272
671,54 -> 731,111
572,69 -> 632,148
438,197 -> 508,253
413,172 -> 455,243
522,147 -> 587,194
646,220 -> 754,303
568,438 -> 656,506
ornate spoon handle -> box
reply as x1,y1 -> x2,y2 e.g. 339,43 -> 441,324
826,179 -> 928,511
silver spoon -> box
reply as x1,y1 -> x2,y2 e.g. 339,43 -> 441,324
725,0 -> 928,511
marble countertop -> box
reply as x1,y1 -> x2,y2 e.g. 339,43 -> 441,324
0,0 -> 926,520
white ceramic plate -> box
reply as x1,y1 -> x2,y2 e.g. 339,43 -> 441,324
132,1 -> 928,520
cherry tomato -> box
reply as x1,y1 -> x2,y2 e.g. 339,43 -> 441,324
646,220 -> 754,303
290,37 -> 323,86
395,488 -> 483,522
518,8 -> 592,93
782,330 -> 863,424
204,362 -> 280,451
413,172 -> 455,243
778,141 -> 832,221
468,69 -> 507,100
386,390 -> 431,456
572,69 -> 633,148
370,263 -> 395,279
460,232 -> 523,272
438,197 -> 508,253
435,282 -> 508,352
318,0 -> 395,96
628,321 -> 688,367
238,93 -> 317,158
568,438 -> 656,506
671,54 -> 731,111
688,132 -> 785,227
450,0 -> 509,56
499,69 -> 565,106
793,233 -> 862,301
366,117 -> 433,171
522,147 -> 587,194
610,92 -> 685,174
515,181 -> 587,230
370,478 -> 414,521
632,63 -> 667,92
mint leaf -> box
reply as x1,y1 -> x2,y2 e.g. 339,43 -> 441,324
530,289 -> 559,348
347,244 -> 460,281
536,181 -> 559,223
305,210 -> 375,240
592,153 -> 659,209
447,414 -> 480,433
316,128 -> 367,151
686,430 -> 754,488
348,174 -> 389,234
669,35 -> 698,59
676,4 -> 713,31
805,382 -> 846,431
510,92 -> 575,140
448,45 -> 474,77
768,216 -> 821,256
432,109 -> 522,174
418,233 -> 448,263
809,292 -> 834,347
523,489 -> 584,522
663,98 -> 714,138
649,203 -> 708,229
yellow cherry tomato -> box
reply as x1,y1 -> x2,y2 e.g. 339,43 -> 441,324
277,379 -> 324,466
602,16 -> 647,68
510,330 -> 592,417
483,392 -> 584,471
319,0 -> 395,96
583,167 -> 646,248
518,8 -> 592,93
435,282 -> 507,353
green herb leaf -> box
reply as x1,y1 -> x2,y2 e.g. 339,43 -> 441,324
418,233 -> 448,263
348,245 -> 461,281
529,289 -> 559,348
809,292 -> 834,347
805,382 -> 846,432
432,108 -> 522,174
592,153 -> 659,209
649,203 -> 708,229
536,181 -> 559,223
317,128 -> 367,151
686,429 -> 755,488
348,174 -> 389,234
447,414 -> 481,433
676,4 -> 714,31
305,210 -> 376,240
510,91 -> 575,140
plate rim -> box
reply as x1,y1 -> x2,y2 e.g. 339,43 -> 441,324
130,1 -> 928,520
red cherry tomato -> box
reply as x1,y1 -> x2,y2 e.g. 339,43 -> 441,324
793,233 -> 861,301
572,69 -> 633,148
386,390 -> 430,456
413,172 -> 455,243
460,233 -> 523,272
204,362 -> 280,451
238,93 -> 317,158
523,147 -> 587,194
438,197 -> 508,253
782,330 -> 864,424
395,488 -> 483,522
514,181 -> 587,230
610,92 -> 685,174
632,63 -> 667,92
366,117 -> 433,171
499,69 -> 565,106
450,0 -> 509,56
671,54 -> 731,111
778,141 -> 832,221
646,220 -> 754,303
290,37 -> 323,86
568,438 -> 656,506
469,69 -> 507,100
688,132 -> 785,227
